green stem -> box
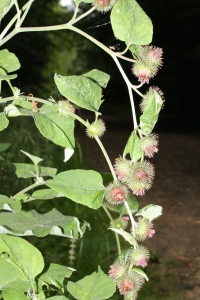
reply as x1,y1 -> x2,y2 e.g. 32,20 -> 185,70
102,204 -> 121,255
12,182 -> 45,199
124,200 -> 137,237
95,136 -> 117,181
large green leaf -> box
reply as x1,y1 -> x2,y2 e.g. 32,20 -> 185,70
54,74 -> 103,112
46,170 -> 105,210
0,234 -> 44,280
0,112 -> 9,131
67,266 -> 116,300
82,69 -> 110,88
0,209 -> 89,238
111,0 -> 153,46
39,263 -> 74,289
0,49 -> 20,73
0,195 -> 21,212
13,163 -> 57,179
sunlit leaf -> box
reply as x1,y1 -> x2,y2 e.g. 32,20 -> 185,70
54,74 -> 103,112
13,163 -> 57,179
0,49 -> 20,73
67,266 -> 116,300
39,263 -> 75,289
82,69 -> 110,88
135,204 -> 163,221
111,0 -> 153,46
46,170 -> 105,210
0,0 -> 13,20
0,234 -> 44,280
0,112 -> 9,131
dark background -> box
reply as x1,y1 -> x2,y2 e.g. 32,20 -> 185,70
1,0 -> 200,131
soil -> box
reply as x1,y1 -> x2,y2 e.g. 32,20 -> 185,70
76,119 -> 200,299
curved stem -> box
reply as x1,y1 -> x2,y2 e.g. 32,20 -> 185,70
12,182 -> 45,199
95,136 -> 117,181
102,204 -> 121,255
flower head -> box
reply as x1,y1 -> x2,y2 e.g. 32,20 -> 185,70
140,86 -> 164,112
109,259 -> 127,279
104,181 -> 129,206
126,160 -> 155,196
140,134 -> 159,158
58,100 -> 75,118
134,218 -> 155,241
92,0 -> 117,12
132,60 -> 152,83
111,215 -> 130,230
114,156 -> 132,182
127,246 -> 150,268
86,119 -> 106,138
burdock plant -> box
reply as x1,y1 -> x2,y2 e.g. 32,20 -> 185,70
0,0 -> 164,299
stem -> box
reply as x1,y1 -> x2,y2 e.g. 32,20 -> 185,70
112,55 -> 138,128
124,200 -> 137,237
12,182 -> 45,199
95,136 -> 117,181
102,204 -> 121,255
69,6 -> 96,25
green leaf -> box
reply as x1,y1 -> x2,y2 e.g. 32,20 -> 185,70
20,150 -> 44,165
67,266 -> 116,300
4,104 -> 22,117
135,204 -> 162,222
0,112 -> 9,131
123,131 -> 142,162
47,297 -> 70,300
0,195 -> 21,212
132,268 -> 149,281
105,193 -> 138,215
54,74 -> 103,112
0,234 -> 44,280
0,259 -> 30,299
30,189 -> 60,201
82,69 -> 110,88
0,0 -> 13,20
109,228 -> 138,247
39,263 -> 74,289
46,170 -> 105,210
111,0 -> 153,46
0,49 -> 20,73
2,288 -> 28,300
13,163 -> 57,178
0,74 -> 17,80
0,143 -> 11,152
139,89 -> 164,136
20,108 -> 75,149
0,209 -> 89,238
